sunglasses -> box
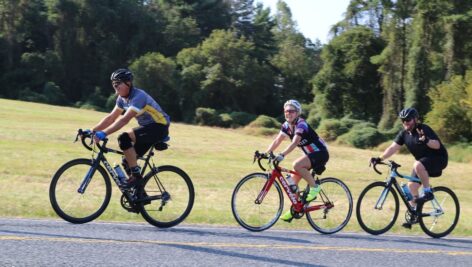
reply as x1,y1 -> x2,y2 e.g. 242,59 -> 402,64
112,81 -> 123,88
284,109 -> 297,114
401,117 -> 413,123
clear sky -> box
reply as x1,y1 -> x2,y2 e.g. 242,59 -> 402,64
256,0 -> 351,44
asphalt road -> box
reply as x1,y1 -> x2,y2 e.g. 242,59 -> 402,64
1,218 -> 471,266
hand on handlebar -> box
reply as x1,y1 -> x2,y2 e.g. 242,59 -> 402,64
93,131 -> 107,143
369,157 -> 382,166
274,153 -> 284,163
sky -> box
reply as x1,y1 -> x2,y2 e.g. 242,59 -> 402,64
256,0 -> 351,44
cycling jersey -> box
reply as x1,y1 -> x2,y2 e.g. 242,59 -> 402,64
394,123 -> 447,160
116,87 -> 170,126
280,118 -> 328,154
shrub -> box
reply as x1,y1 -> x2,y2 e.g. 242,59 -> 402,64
316,119 -> 349,141
247,115 -> 280,129
229,111 -> 256,127
337,124 -> 385,148
218,113 -> 233,128
195,107 -> 221,126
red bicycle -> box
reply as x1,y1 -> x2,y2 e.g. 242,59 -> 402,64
231,151 -> 353,233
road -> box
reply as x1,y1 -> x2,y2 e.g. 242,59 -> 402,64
1,218 -> 471,266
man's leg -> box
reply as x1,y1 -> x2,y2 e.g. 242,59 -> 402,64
412,160 -> 434,203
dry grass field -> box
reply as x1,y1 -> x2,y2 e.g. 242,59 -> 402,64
0,98 -> 470,237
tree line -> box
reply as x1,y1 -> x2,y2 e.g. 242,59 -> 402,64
1,0 -> 471,145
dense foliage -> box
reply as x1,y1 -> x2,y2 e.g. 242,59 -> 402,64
1,0 -> 472,146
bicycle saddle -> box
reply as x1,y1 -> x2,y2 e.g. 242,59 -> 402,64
154,136 -> 170,151
312,165 -> 326,175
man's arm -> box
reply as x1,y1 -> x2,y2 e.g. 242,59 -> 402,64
92,106 -> 122,131
101,108 -> 137,136
380,142 -> 402,160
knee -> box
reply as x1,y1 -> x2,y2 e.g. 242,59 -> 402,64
413,161 -> 425,172
118,132 -> 133,151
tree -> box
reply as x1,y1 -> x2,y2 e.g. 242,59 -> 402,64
312,27 -> 383,121
129,52 -> 181,120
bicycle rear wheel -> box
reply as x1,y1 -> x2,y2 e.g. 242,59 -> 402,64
49,158 -> 111,223
231,173 -> 283,231
417,186 -> 460,238
356,181 -> 399,235
139,165 -> 194,228
306,177 -> 353,234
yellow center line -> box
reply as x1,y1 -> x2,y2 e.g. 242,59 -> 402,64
1,235 -> 471,256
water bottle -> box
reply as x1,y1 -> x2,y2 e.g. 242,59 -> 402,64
286,174 -> 298,193
114,164 -> 127,184
401,183 -> 413,201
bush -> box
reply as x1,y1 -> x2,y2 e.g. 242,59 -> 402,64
229,111 -> 256,127
316,119 -> 349,141
247,115 -> 280,129
337,124 -> 385,148
218,113 -> 233,128
195,107 -> 221,126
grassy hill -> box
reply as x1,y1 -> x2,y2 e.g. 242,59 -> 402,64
0,98 -> 470,236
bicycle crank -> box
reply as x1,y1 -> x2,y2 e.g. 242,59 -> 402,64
120,194 -> 139,213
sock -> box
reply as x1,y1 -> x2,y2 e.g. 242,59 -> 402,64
130,166 -> 141,174
423,187 -> 432,193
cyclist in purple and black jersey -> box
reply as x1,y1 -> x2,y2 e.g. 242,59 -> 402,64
265,100 -> 329,222
91,68 -> 170,188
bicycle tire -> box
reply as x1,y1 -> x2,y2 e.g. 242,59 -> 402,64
139,165 -> 194,228
417,186 -> 460,238
306,177 -> 353,234
49,158 -> 112,224
356,181 -> 399,235
231,172 -> 283,231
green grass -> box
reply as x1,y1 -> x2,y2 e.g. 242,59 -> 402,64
1,98 -> 471,237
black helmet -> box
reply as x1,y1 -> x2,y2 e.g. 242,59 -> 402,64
110,68 -> 133,82
399,107 -> 419,120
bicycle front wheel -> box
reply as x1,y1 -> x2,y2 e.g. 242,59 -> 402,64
417,186 -> 460,238
49,158 -> 112,223
356,181 -> 399,235
139,165 -> 194,228
306,177 -> 353,234
231,173 -> 283,231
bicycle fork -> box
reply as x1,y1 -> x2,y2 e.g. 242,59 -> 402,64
78,158 -> 101,194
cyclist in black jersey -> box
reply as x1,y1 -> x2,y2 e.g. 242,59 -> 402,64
371,108 -> 448,228
91,68 -> 170,188
265,100 -> 329,222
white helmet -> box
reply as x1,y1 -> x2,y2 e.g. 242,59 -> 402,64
284,99 -> 302,114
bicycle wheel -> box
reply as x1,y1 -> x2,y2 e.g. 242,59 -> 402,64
139,165 -> 194,228
356,181 -> 399,235
231,172 -> 283,231
49,158 -> 111,223
417,186 -> 460,238
306,177 -> 353,234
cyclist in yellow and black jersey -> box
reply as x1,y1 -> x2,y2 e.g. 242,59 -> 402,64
91,68 -> 170,187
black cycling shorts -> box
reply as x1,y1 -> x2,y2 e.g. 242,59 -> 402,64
133,123 -> 169,156
411,155 -> 448,179
308,150 -> 329,171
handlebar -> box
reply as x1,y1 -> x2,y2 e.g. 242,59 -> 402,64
370,160 -> 402,175
253,151 -> 281,171
75,129 -> 108,152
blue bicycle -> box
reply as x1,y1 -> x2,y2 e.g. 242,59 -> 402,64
356,160 -> 460,238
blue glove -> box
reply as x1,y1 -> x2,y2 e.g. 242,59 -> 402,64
94,131 -> 107,140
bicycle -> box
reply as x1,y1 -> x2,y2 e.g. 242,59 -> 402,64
49,129 -> 194,228
231,151 -> 353,234
356,160 -> 460,238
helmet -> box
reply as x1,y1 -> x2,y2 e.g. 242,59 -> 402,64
110,68 -> 133,82
399,107 -> 419,120
284,99 -> 302,114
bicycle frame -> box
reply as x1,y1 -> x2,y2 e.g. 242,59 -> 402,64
256,165 -> 333,214
375,162 -> 444,218
77,137 -> 157,197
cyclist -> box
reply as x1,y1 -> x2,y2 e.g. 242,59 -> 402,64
265,99 -> 329,222
371,107 -> 448,228
91,68 -> 170,187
